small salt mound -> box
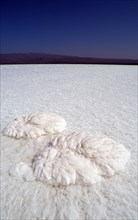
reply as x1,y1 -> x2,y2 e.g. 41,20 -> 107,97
2,112 -> 66,138
32,132 -> 130,185
9,162 -> 35,182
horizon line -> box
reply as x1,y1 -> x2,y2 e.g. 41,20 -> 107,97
0,52 -> 138,61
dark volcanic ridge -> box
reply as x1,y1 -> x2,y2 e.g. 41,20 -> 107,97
0,53 -> 137,65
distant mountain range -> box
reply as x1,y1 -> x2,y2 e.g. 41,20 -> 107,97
0,53 -> 137,65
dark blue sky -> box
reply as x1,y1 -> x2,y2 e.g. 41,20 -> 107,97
1,0 -> 137,59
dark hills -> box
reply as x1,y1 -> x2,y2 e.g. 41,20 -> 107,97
0,53 -> 137,65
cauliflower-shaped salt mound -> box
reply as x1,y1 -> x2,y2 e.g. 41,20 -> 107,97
32,148 -> 101,185
3,112 -> 66,139
32,132 -> 130,185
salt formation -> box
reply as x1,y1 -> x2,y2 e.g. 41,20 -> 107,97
2,112 -> 66,138
9,162 -> 35,182
32,132 -> 130,185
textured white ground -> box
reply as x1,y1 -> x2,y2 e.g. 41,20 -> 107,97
1,64 -> 137,220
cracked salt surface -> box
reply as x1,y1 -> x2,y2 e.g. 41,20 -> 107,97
1,64 -> 137,219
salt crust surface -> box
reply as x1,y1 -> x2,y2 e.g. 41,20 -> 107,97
1,64 -> 137,219
3,112 -> 66,138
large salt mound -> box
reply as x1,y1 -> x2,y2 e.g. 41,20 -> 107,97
32,147 -> 101,185
2,112 -> 66,138
11,132 -> 130,186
